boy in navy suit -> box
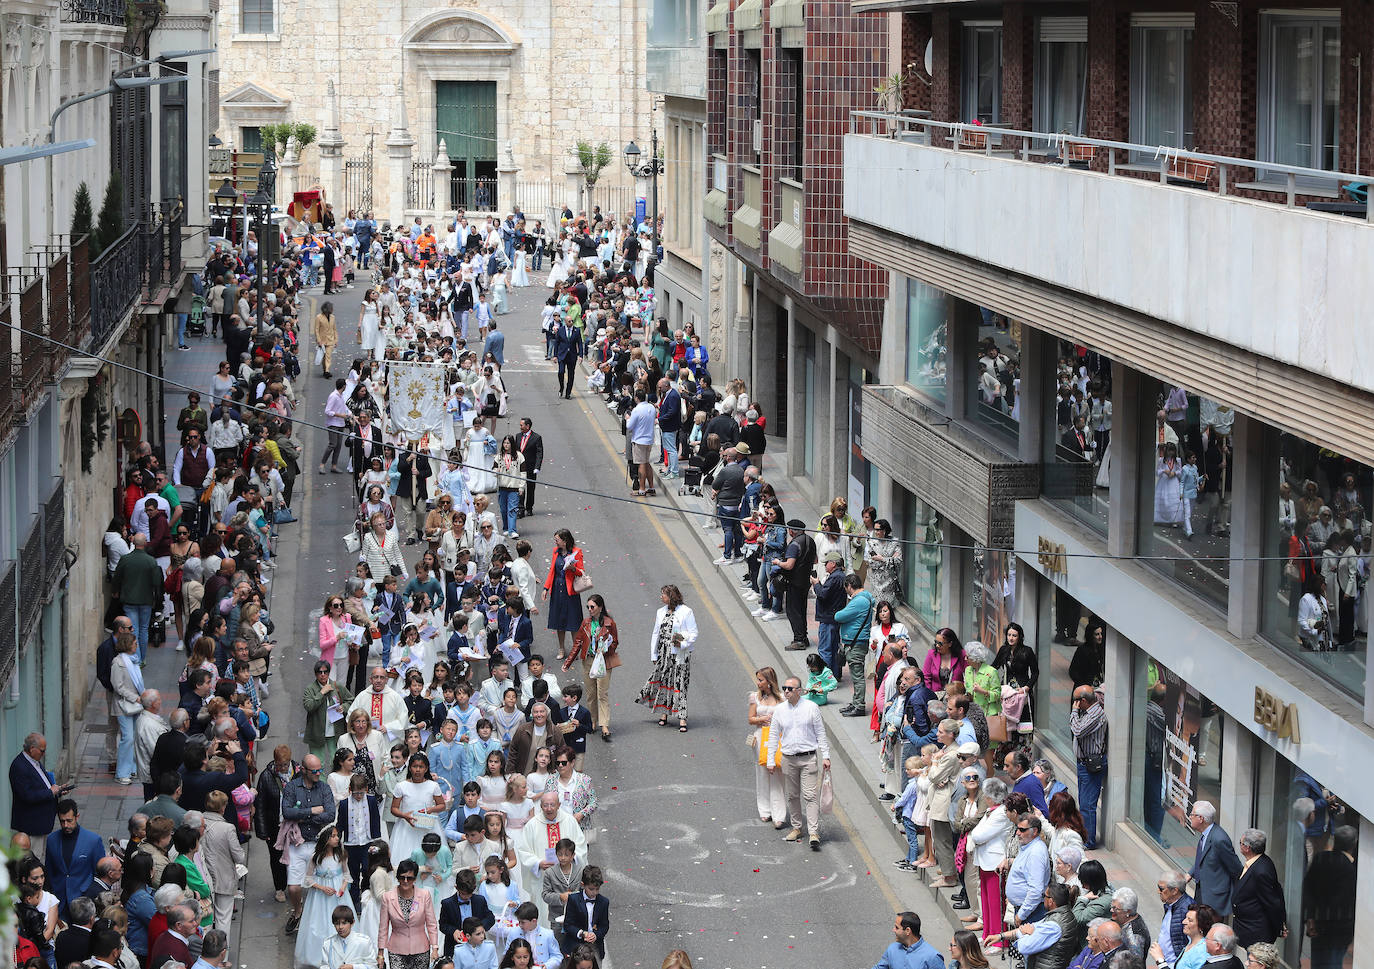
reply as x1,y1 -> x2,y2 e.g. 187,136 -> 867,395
553,684 -> 594,770
559,865 -> 610,960
334,774 -> 382,907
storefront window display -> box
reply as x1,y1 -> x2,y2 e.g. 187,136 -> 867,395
1043,339 -> 1111,533
1137,378 -> 1232,610
1255,753 -> 1360,969
1032,584 -> 1091,762
904,278 -> 948,402
1128,651 -> 1224,869
969,309 -> 1019,444
896,486 -> 944,631
1260,424 -> 1370,697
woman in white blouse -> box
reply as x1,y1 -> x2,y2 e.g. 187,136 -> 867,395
634,585 -> 699,732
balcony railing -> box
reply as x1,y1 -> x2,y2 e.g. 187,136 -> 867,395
91,225 -> 144,352
43,479 -> 65,591
0,304 -> 12,438
18,518 -> 42,635
71,236 -> 91,347
144,219 -> 165,296
850,111 -> 1374,221
47,253 -> 70,375
60,0 -> 123,24
0,562 -> 15,692
10,275 -> 47,410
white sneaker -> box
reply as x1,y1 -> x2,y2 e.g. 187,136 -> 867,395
751,606 -> 767,617
174,640 -> 185,652
743,591 -> 758,601
761,611 -> 781,621
712,556 -> 730,565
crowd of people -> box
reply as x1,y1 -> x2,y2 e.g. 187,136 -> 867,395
5,192 -> 1347,969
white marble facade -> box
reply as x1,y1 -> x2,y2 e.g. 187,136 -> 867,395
216,0 -> 650,218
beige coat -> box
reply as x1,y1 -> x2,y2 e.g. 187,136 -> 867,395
314,312 -> 338,348
925,745 -> 961,819
199,814 -> 246,896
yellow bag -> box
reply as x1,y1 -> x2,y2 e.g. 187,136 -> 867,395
757,724 -> 781,768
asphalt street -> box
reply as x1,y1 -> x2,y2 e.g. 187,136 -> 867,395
233,269 -> 952,969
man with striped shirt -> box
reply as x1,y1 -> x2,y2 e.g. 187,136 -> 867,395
1070,685 -> 1108,849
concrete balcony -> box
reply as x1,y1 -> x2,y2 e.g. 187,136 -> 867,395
705,154 -> 729,229
844,114 -> 1374,396
647,43 -> 707,101
768,177 -> 804,275
733,165 -> 763,252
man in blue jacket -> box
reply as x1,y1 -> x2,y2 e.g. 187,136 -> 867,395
9,733 -> 67,857
44,799 -> 106,915
835,573 -> 875,716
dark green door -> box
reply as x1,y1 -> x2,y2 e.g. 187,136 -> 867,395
436,81 -> 498,210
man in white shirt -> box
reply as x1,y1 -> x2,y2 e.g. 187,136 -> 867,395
513,901 -> 562,969
129,493 -> 171,538
766,675 -> 831,851
625,389 -> 658,495
320,377 -> 351,474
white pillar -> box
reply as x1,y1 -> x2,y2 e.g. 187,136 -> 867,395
432,141 -> 453,219
279,136 -> 301,200
385,80 -> 415,220
496,140 -> 519,215
318,78 -> 345,211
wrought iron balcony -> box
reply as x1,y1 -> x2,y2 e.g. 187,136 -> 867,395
9,275 -> 47,411
60,0 -> 124,24
90,225 -> 144,353
43,479 -> 65,592
18,518 -> 42,634
0,561 -> 15,692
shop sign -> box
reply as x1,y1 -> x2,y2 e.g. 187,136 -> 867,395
1253,686 -> 1301,743
1037,537 -> 1068,577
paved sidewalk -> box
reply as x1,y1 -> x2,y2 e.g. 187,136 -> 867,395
577,383 -> 1167,939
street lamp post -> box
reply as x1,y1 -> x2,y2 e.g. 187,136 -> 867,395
247,155 -> 276,332
622,132 -> 662,267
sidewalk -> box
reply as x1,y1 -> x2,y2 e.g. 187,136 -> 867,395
586,391 -> 1168,940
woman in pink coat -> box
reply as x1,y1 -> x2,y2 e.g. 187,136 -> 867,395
320,593 -> 353,683
377,859 -> 438,969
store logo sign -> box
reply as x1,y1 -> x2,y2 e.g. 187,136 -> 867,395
1037,537 -> 1068,577
1254,687 -> 1301,743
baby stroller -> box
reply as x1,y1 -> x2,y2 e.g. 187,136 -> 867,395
186,294 -> 207,337
678,466 -> 704,497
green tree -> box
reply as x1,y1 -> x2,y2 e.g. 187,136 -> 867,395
575,140 -> 614,186
93,171 -> 125,258
71,182 -> 94,241
289,122 -> 318,153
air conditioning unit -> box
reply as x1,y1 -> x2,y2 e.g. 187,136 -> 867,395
752,119 -> 762,156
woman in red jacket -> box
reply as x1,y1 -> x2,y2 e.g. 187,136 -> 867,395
541,528 -> 585,660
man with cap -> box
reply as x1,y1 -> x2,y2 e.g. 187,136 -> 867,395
810,550 -> 847,669
772,519 -> 818,652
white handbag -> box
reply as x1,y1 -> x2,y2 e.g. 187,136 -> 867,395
343,531 -> 361,554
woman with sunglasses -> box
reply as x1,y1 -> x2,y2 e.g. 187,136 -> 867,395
550,744 -> 597,830
320,595 -> 355,685
378,860 -> 439,969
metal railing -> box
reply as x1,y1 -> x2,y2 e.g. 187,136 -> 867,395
90,225 -> 144,352
0,304 -> 12,437
450,174 -> 498,213
167,206 -> 183,281
71,236 -> 91,347
43,479 -> 65,592
60,0 -> 123,24
0,561 -> 15,692
47,254 -> 70,375
850,111 -> 1374,222
10,275 -> 47,409
18,518 -> 42,634
408,162 -> 435,211
144,219 -> 165,296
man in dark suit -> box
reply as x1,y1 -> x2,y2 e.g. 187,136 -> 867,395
559,866 -> 610,960
44,800 -> 106,915
553,318 -> 579,399
1187,801 -> 1243,917
439,869 -> 495,955
347,410 -> 385,491
9,732 -> 64,855
321,240 -> 337,295
553,684 -> 594,767
82,856 -> 122,903
1061,415 -> 1094,461
516,418 -> 544,517
54,897 -> 96,967
1202,925 -> 1243,969
150,708 -> 191,791
178,735 -> 250,816
148,904 -> 197,969
1232,828 -> 1287,948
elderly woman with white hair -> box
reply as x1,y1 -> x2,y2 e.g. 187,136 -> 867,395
1053,844 -> 1084,888
1111,886 -> 1151,960
966,776 -> 1013,939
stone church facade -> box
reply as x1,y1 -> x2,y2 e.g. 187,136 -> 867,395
215,0 -> 650,220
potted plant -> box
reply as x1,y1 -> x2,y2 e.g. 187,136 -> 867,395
959,119 -> 988,150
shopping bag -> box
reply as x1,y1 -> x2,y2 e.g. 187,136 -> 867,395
343,531 -> 361,554
314,346 -> 325,365
819,767 -> 834,815
587,651 -> 607,680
